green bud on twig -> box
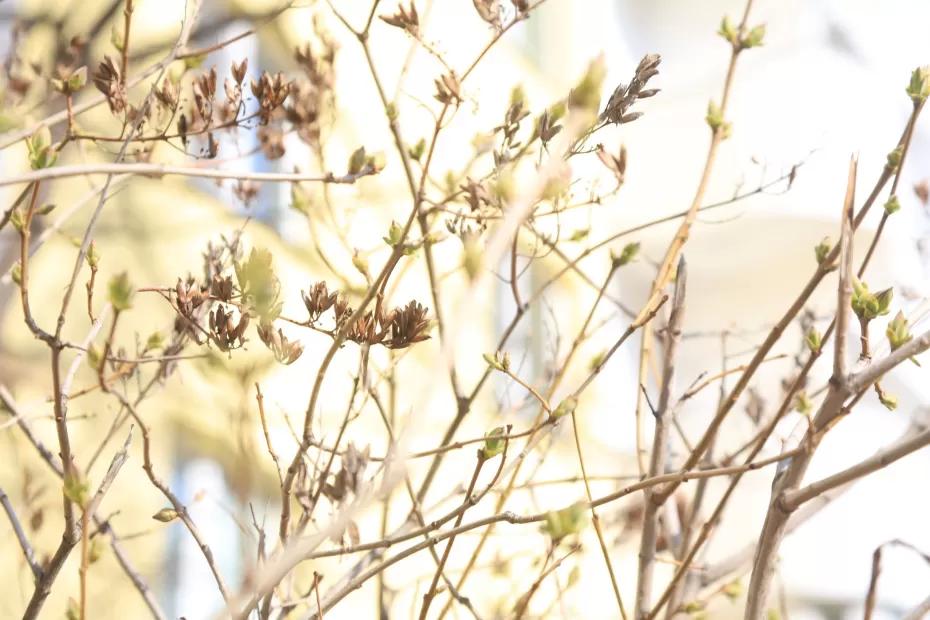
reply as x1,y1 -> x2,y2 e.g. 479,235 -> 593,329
611,242 -> 640,268
552,396 -> 578,419
718,16 -> 738,45
542,501 -> 587,542
481,426 -> 507,459
906,66 -> 930,103
805,328 -> 822,353
152,507 -> 179,522
742,24 -> 766,48
107,271 -> 134,311
814,237 -> 831,266
884,195 -> 901,215
482,351 -> 510,371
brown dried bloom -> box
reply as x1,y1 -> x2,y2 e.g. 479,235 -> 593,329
175,278 -> 208,317
250,71 -> 291,124
596,143 -> 628,185
385,300 -> 431,349
303,281 -> 338,322
257,321 -> 304,365
209,304 -> 249,351
434,72 -> 462,106
93,56 -> 126,114
599,53 -> 661,125
379,2 -> 419,36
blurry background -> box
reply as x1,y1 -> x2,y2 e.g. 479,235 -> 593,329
1,0 -> 929,618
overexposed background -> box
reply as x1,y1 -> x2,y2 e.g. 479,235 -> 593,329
1,1 -> 929,618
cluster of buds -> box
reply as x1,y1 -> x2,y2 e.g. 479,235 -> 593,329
599,53 -> 661,125
851,278 -> 893,322
257,322 -> 304,365
886,311 -> 920,367
93,56 -> 126,114
718,17 -> 766,50
483,350 -> 511,372
379,2 -> 419,36
906,66 -> 930,104
209,304 -> 249,351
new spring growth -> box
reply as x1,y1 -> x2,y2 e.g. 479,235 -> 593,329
551,396 -> 578,420
718,16 -> 765,50
611,241 -> 640,268
50,65 -> 87,95
884,194 -> 901,215
482,351 -> 511,371
815,237 -> 832,266
886,146 -> 903,172
63,472 -> 90,508
886,310 -> 921,366
481,426 -> 507,459
27,126 -> 57,170
706,100 -> 731,139
878,391 -> 898,411
107,271 -> 134,311
542,501 -> 587,542
906,66 -> 930,103
805,327 -> 822,353
152,508 -> 179,523
85,242 -> 100,268
850,277 -> 893,322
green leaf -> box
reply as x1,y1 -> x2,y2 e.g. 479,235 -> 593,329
542,501 -> 587,542
348,146 -> 367,175
742,24 -> 766,48
612,242 -> 640,267
107,272 -> 134,311
482,427 -> 507,459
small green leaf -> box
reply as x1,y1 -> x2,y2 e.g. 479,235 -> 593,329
482,426 -> 507,459
348,146 -> 367,175
63,473 -> 90,508
146,331 -> 164,351
805,328 -> 822,353
814,237 -> 831,265
742,24 -> 766,48
612,242 -> 640,268
107,272 -> 134,311
718,16 -> 738,44
541,501 -> 587,542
